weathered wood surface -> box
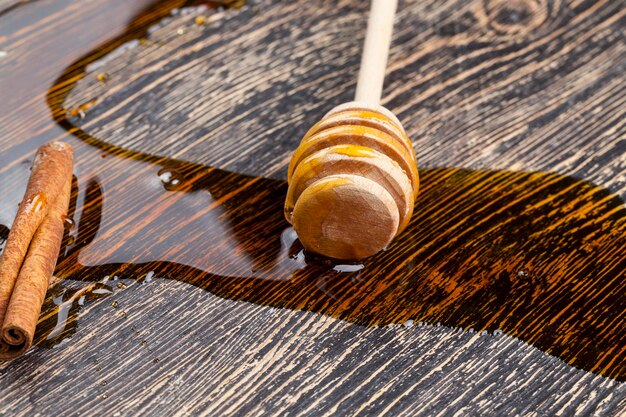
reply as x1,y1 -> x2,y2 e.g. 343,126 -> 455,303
0,278 -> 624,416
0,0 -> 625,416
66,0 -> 626,194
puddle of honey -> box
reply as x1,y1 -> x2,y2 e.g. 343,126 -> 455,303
0,0 -> 623,381
42,157 -> 624,381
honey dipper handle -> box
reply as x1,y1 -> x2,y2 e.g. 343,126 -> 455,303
354,0 -> 398,104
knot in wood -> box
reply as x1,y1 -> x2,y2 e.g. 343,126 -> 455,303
482,0 -> 550,37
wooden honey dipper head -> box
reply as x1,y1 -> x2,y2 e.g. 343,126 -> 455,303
285,0 -> 417,259
285,102 -> 419,260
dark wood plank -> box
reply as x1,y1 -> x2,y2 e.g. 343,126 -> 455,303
1,277 -> 625,416
61,0 -> 626,382
65,0 -> 625,194
0,0 -> 624,416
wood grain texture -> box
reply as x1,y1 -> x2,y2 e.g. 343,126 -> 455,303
1,278 -> 626,416
65,0 -> 626,196
0,0 -> 625,416
61,0 -> 626,376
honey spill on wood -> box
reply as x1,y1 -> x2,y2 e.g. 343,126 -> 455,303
0,0 -> 623,384
6,148 -> 622,381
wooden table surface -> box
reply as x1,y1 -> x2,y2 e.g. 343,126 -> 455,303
0,0 -> 625,416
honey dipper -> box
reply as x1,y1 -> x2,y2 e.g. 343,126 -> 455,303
285,0 -> 418,260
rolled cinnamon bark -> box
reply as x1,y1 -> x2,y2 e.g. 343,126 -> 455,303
0,142 -> 73,359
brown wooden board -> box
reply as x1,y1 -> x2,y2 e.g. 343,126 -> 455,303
0,0 -> 625,415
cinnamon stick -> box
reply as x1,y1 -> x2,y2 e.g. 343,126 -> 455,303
0,141 -> 73,359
